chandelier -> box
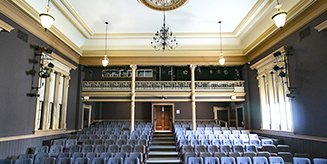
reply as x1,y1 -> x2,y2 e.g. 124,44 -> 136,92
39,0 -> 55,30
151,1 -> 178,51
272,0 -> 287,28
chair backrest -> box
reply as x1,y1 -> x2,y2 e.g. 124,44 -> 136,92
85,153 -> 97,160
213,152 -> 226,158
91,158 -> 105,164
245,145 -> 258,153
107,157 -> 123,164
204,157 -> 219,164
262,145 -> 277,153
65,139 -> 78,148
94,145 -> 106,153
133,145 -> 145,153
182,145 -> 194,153
257,152 -> 271,158
207,145 -> 219,154
188,157 -> 204,164
233,145 -> 244,153
269,156 -> 285,164
39,157 -> 56,164
184,152 -> 196,164
278,152 -> 293,163
277,145 -> 290,152
49,145 -> 63,157
243,152 -> 256,158
293,157 -> 311,164
195,145 -> 206,153
121,145 -> 132,153
34,146 -> 49,154
72,152 -> 83,160
99,153 -> 112,160
81,145 -> 93,153
123,157 -> 139,164
108,145 -> 119,154
236,157 -> 252,164
56,158 -> 72,164
69,145 -> 81,153
199,152 -> 211,158
34,152 -> 49,164
261,139 -> 274,146
129,152 -> 143,163
115,152 -> 127,159
220,157 -> 236,164
253,157 -> 268,164
15,159 -> 33,164
73,157 -> 89,164
313,158 -> 327,164
220,145 -> 231,153
0,159 -> 13,164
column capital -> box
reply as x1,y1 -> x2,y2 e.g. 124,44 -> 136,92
130,64 -> 137,70
190,64 -> 197,70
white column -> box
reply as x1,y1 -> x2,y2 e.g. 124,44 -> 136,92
130,64 -> 137,132
61,76 -> 70,129
190,64 -> 197,131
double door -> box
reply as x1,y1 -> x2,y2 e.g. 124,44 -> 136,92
153,105 -> 173,131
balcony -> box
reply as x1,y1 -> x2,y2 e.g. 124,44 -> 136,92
82,81 -> 244,92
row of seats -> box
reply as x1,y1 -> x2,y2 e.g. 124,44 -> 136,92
186,156 -> 325,164
1,156 -> 141,164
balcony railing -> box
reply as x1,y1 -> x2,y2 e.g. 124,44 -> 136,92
82,81 -> 244,92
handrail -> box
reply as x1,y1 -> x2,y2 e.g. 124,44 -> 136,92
82,80 -> 245,92
215,119 -> 228,127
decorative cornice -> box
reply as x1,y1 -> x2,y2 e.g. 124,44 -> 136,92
79,56 -> 247,66
0,0 -> 81,64
245,0 -> 325,61
0,19 -> 14,32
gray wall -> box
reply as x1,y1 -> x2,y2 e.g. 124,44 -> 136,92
91,102 -> 230,121
0,14 -> 81,157
246,11 -> 327,156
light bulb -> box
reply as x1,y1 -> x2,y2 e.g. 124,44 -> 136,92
102,56 -> 109,67
219,56 -> 225,65
39,13 -> 55,29
272,11 -> 287,28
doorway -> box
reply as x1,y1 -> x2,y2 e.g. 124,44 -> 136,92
152,103 -> 174,131
82,104 -> 92,129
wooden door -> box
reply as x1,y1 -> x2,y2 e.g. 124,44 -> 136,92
155,105 -> 172,131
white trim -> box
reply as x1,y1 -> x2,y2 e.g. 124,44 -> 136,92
314,20 -> 327,32
81,104 -> 92,129
0,19 -> 14,32
0,130 -> 78,142
251,129 -> 327,143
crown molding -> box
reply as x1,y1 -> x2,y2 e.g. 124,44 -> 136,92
245,0 -> 322,61
314,20 -> 327,32
0,19 -> 14,32
79,56 -> 247,66
0,0 -> 81,64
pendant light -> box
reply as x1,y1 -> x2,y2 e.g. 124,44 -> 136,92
218,21 -> 225,65
272,0 -> 287,28
39,0 -> 55,30
102,22 -> 109,67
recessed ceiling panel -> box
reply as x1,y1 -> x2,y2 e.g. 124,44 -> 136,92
68,0 -> 257,33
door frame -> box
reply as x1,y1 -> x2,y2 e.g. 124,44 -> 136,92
151,103 -> 175,132
81,104 -> 92,129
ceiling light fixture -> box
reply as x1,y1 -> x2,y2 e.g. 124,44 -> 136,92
218,21 -> 225,65
39,0 -> 55,30
102,22 -> 109,67
151,0 -> 178,51
272,0 -> 287,28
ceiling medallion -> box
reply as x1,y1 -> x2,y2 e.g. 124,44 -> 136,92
138,0 -> 188,11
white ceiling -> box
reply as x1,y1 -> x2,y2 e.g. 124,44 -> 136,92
19,0 -> 311,57
68,0 -> 257,33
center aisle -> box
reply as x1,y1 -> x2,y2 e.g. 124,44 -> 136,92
146,132 -> 181,164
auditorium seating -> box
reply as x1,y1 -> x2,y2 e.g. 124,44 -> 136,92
173,121 -> 327,164
0,121 -> 152,164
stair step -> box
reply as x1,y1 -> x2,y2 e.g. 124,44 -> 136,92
146,158 -> 181,164
153,133 -> 174,137
152,137 -> 175,141
149,145 -> 176,151
148,151 -> 179,158
150,141 -> 175,145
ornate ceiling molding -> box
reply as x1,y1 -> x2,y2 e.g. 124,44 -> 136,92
138,0 -> 188,11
